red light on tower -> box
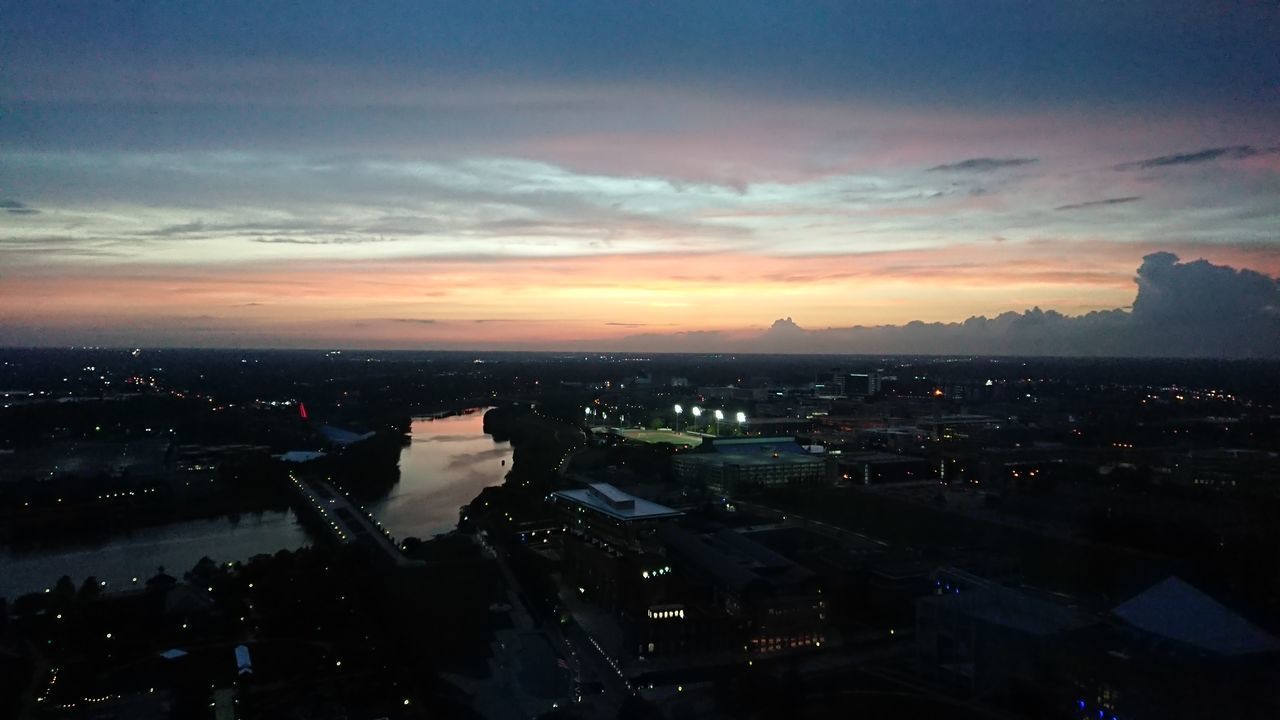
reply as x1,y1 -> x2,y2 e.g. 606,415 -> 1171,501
299,402 -> 309,420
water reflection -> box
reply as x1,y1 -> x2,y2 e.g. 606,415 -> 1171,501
0,407 -> 509,600
0,511 -> 308,601
370,408 -> 512,540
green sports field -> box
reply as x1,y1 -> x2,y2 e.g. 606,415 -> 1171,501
618,428 -> 705,447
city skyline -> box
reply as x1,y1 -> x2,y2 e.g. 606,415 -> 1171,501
3,2 -> 1278,352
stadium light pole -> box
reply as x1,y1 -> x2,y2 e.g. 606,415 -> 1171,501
736,411 -> 747,435
674,404 -> 683,433
691,406 -> 702,432
714,409 -> 724,436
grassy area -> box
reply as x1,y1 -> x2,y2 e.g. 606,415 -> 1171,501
619,428 -> 704,447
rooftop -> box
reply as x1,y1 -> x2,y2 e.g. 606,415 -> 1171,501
842,451 -> 930,465
552,483 -> 683,522
320,425 -> 376,446
588,482 -> 634,507
1113,576 -> 1280,656
676,451 -> 825,467
928,582 -> 1092,637
658,525 -> 815,593
706,436 -> 807,454
277,450 -> 326,463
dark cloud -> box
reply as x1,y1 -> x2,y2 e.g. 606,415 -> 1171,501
1114,145 -> 1280,171
1,199 -> 39,215
385,318 -> 438,325
1055,196 -> 1142,211
605,322 -> 647,327
615,252 -> 1280,358
927,158 -> 1039,173
1131,251 -> 1278,324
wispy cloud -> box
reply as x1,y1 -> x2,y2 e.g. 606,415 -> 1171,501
1114,145 -> 1280,170
143,220 -> 208,236
1055,196 -> 1142,211
145,219 -> 433,238
927,158 -> 1039,173
1,199 -> 39,215
3,4 -> 1279,351
0,234 -> 134,259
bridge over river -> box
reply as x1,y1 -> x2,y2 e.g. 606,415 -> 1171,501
287,473 -> 422,568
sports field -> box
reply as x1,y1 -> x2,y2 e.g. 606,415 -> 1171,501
618,428 -> 705,447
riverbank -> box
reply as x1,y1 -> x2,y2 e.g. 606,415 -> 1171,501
0,408 -> 504,604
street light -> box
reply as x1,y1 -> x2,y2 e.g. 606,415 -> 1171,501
674,404 -> 683,433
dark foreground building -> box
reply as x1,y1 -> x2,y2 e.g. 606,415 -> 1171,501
917,570 -> 1280,719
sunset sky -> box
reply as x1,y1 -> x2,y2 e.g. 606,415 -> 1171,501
3,2 -> 1278,349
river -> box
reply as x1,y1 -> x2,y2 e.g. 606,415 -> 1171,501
0,408 -> 510,601
367,408 -> 513,541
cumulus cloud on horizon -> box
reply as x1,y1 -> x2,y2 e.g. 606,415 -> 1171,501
614,252 -> 1280,358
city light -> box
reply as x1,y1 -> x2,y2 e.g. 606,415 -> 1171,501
4,8 -> 1275,705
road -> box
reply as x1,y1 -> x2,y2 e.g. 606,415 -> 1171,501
458,532 -> 596,719
559,610 -> 630,718
286,474 -> 420,567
